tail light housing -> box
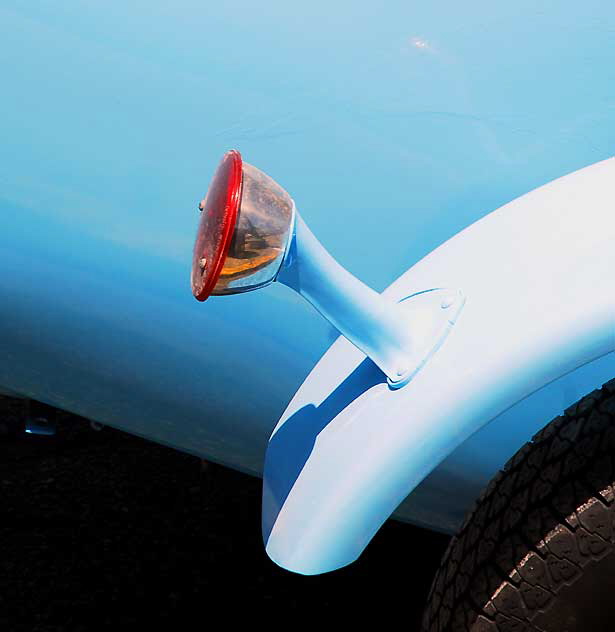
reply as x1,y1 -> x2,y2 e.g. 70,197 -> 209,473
191,150 -> 295,300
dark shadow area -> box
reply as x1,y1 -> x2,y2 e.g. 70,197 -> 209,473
262,357 -> 384,542
0,398 -> 449,631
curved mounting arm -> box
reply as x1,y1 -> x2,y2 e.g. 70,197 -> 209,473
277,215 -> 419,388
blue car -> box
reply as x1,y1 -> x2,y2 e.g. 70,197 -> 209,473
1,2 -> 614,630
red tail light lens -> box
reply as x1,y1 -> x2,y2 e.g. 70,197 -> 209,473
191,150 -> 243,301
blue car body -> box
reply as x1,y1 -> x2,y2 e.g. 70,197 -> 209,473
1,1 -> 614,570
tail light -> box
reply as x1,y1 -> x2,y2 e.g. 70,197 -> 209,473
191,150 -> 294,300
191,150 -> 463,389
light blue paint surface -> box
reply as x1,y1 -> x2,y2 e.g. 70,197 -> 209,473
396,351 -> 615,533
0,2 -> 614,528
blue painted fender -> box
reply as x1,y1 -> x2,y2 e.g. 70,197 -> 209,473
262,157 -> 615,575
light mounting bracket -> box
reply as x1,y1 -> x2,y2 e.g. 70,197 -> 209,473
276,214 -> 465,388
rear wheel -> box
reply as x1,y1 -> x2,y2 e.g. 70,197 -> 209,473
422,378 -> 615,631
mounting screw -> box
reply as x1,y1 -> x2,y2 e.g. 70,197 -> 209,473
440,295 -> 456,309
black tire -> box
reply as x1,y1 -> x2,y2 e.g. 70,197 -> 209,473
422,377 -> 615,632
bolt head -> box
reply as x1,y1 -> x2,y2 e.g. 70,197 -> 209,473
440,295 -> 456,309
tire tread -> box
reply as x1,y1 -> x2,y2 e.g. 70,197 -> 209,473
422,379 -> 615,631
